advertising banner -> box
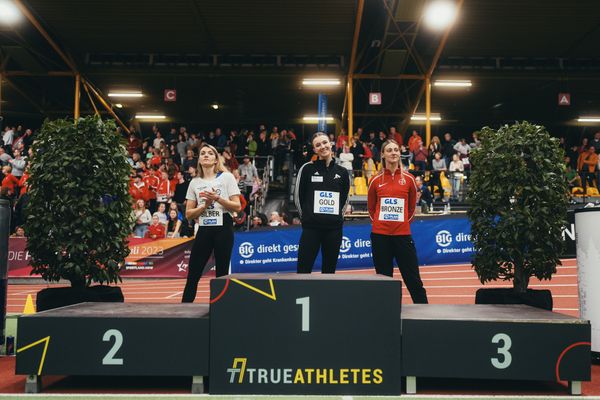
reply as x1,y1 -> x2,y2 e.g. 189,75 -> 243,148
8,237 -> 198,278
7,212 -> 577,278
231,216 -> 476,273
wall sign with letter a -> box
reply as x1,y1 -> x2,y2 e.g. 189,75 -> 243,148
209,274 -> 402,395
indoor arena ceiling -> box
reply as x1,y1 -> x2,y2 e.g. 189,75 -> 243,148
0,0 -> 599,135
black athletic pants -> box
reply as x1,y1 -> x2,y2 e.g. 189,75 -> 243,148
370,233 -> 428,304
182,214 -> 234,303
297,227 -> 342,274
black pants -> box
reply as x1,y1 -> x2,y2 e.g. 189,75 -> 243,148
370,233 -> 428,304
182,215 -> 234,303
297,227 -> 342,274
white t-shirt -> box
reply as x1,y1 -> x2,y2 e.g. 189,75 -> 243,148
186,172 -> 241,226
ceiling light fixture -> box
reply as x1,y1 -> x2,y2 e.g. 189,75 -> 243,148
114,103 -> 123,109
411,113 -> 442,121
135,114 -> 166,120
0,0 -> 22,25
108,91 -> 143,98
302,79 -> 341,87
423,0 -> 458,31
434,80 -> 472,87
577,116 -> 600,123
211,103 -> 220,110
302,115 -> 334,122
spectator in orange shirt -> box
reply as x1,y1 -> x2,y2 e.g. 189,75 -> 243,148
578,147 -> 599,192
408,131 -> 423,153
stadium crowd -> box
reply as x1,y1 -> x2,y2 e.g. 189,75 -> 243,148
0,123 -> 598,238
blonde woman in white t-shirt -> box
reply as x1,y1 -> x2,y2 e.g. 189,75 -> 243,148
448,153 -> 465,201
181,144 -> 242,303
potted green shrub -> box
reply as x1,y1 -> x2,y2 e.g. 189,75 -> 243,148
467,121 -> 568,310
25,116 -> 134,311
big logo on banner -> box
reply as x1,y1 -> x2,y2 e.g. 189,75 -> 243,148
231,216 -> 476,273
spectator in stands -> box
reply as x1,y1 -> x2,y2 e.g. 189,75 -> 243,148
2,126 -> 14,154
0,147 -> 12,166
11,225 -> 25,238
350,137 -> 365,176
127,132 -> 142,156
215,128 -> 227,151
413,143 -> 428,172
182,149 -> 198,172
251,215 -> 264,229
222,147 -> 239,172
173,171 -> 189,204
166,209 -> 182,238
336,128 -> 349,150
400,144 -> 412,169
269,211 -> 284,226
373,131 -> 385,152
8,149 -> 27,179
338,144 -> 354,174
408,131 -> 422,154
187,132 -> 200,149
565,164 -> 581,191
1,165 -> 19,198
129,152 -> 145,170
153,202 -> 168,226
239,156 -> 259,203
176,134 -> 187,163
415,176 -> 433,211
390,126 -> 403,146
146,215 -> 166,239
155,171 -> 173,205
133,199 -> 152,238
442,132 -> 457,167
592,132 -> 600,153
470,132 -> 481,148
130,173 -> 150,203
578,146 -> 598,192
430,135 -> 442,154
449,153 -> 465,201
246,132 -> 257,157
153,131 -> 165,150
430,152 -> 447,200
578,137 -> 589,154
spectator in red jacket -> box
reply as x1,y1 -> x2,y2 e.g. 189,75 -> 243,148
145,215 -> 166,239
1,165 -> 20,198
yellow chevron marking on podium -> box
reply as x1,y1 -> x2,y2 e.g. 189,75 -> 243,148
17,336 -> 51,375
231,278 -> 277,301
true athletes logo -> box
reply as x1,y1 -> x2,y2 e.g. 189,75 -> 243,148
226,358 -> 383,385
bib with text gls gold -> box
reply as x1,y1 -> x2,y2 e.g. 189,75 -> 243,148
198,205 -> 223,226
314,191 -> 340,215
379,197 -> 405,222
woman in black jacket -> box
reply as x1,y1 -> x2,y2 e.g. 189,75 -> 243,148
294,132 -> 350,273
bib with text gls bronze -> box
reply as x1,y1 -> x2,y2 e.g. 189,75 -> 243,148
313,191 -> 340,215
379,197 -> 405,222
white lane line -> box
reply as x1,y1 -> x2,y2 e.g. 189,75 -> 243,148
165,291 -> 183,299
422,284 -> 577,289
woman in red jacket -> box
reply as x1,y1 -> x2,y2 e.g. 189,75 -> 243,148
367,140 -> 428,304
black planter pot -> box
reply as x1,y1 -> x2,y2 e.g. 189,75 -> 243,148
475,288 -> 553,311
36,285 -> 124,312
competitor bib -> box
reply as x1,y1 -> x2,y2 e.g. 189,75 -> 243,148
379,197 -> 405,222
198,206 -> 223,226
314,191 -> 340,215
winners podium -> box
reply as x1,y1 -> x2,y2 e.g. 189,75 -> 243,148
14,274 -> 591,395
209,273 -> 402,395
